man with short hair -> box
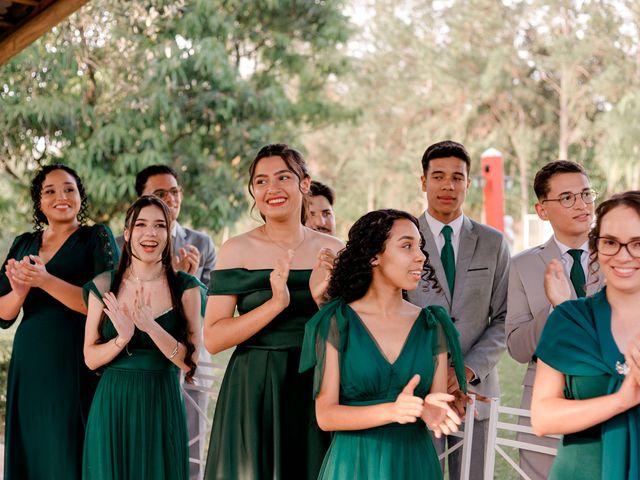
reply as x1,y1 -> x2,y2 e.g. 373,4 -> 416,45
407,140 -> 510,480
506,160 -> 602,480
119,164 -> 216,480
305,180 -> 336,236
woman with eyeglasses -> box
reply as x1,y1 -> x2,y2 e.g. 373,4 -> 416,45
0,164 -> 118,479
532,191 -> 640,480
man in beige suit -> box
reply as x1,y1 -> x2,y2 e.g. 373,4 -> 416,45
506,160 -> 602,480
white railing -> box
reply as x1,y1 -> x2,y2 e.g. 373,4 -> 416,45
438,394 -> 477,480
483,398 -> 559,480
181,359 -> 228,480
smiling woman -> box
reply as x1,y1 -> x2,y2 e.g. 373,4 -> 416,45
299,209 -> 466,479
203,143 -> 344,480
82,195 -> 203,479
532,191 -> 640,480
0,163 -> 118,480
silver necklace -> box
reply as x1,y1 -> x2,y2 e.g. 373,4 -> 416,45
129,266 -> 165,283
262,225 -> 306,253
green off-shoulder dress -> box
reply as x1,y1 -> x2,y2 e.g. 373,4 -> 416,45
298,298 -> 467,480
82,270 -> 203,480
204,269 -> 331,480
535,288 -> 640,480
0,225 -> 118,480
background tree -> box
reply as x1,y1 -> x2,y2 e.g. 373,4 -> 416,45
0,0 -> 351,245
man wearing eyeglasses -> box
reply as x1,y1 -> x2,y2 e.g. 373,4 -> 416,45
119,164 -> 216,480
506,160 -> 604,480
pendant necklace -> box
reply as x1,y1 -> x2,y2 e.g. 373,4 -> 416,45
262,225 -> 306,254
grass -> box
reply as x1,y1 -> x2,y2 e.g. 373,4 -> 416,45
494,354 -> 528,480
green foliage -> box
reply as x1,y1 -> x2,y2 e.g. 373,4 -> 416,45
0,0 -> 351,237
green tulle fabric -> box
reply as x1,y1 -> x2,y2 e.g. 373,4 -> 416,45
299,298 -> 467,397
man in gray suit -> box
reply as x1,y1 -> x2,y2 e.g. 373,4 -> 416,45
118,165 -> 216,480
506,160 -> 601,480
407,140 -> 510,480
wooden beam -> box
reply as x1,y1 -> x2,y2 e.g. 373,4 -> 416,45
0,0 -> 89,65
10,0 -> 41,6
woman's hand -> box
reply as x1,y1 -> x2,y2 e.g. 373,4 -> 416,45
131,286 -> 156,333
389,374 -> 424,424
269,251 -> 293,310
18,255 -> 52,289
544,259 -> 572,307
102,292 -> 135,344
5,259 -> 31,297
615,367 -> 640,410
423,392 -> 462,438
310,248 -> 336,306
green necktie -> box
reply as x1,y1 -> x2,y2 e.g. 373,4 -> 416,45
440,225 -> 455,296
568,249 -> 586,298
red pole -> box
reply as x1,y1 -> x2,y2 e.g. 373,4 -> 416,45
480,148 -> 505,232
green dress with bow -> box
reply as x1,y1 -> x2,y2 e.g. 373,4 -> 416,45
535,288 -> 639,480
299,298 -> 467,480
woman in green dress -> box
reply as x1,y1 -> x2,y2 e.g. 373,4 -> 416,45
532,191 -> 640,480
299,209 -> 465,479
82,195 -> 202,479
203,144 -> 344,479
0,164 -> 118,480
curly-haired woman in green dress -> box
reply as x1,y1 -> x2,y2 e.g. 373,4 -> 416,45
82,195 -> 202,479
532,191 -> 640,480
299,209 -> 465,479
0,164 -> 118,479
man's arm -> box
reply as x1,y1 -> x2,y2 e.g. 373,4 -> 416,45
463,237 -> 510,383
505,258 -> 550,364
199,235 -> 217,287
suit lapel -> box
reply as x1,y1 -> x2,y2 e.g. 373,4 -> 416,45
453,216 -> 478,307
538,236 -> 578,299
419,213 -> 451,304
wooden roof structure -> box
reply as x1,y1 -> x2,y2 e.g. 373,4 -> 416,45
0,0 -> 88,65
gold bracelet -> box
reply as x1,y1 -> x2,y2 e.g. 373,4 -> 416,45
168,340 -> 179,359
113,336 -> 125,349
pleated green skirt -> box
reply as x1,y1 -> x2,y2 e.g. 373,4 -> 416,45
318,423 -> 442,480
82,350 -> 188,480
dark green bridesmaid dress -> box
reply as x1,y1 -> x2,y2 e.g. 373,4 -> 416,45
535,288 -> 640,480
204,268 -> 331,480
0,225 -> 118,480
299,298 -> 467,480
82,270 -> 203,480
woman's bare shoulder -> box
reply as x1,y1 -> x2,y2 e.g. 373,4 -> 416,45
216,229 -> 263,269
306,228 -> 345,251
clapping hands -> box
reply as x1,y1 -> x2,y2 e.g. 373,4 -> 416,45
269,251 -> 293,310
102,292 -> 135,343
102,286 -> 156,345
173,245 -> 200,275
310,248 -> 336,306
5,255 -> 51,295
391,374 -> 462,437
544,259 -> 572,307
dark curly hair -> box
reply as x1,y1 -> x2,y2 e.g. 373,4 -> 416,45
99,195 -> 197,383
327,209 -> 440,303
587,190 -> 640,281
30,164 -> 89,231
247,143 -> 310,222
